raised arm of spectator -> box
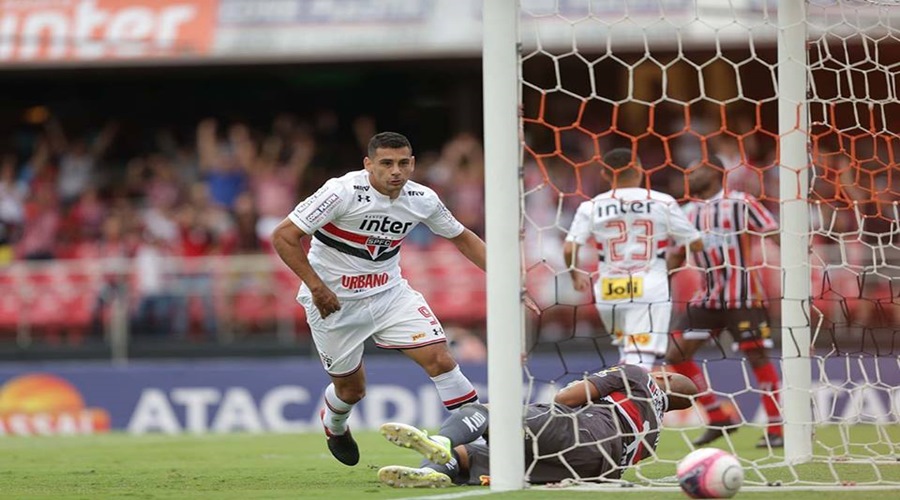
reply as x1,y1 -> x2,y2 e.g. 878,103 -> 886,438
286,130 -> 315,179
43,116 -> 69,156
91,120 -> 119,159
230,123 -> 257,172
197,118 -> 220,171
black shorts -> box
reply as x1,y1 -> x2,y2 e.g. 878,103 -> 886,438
674,306 -> 772,351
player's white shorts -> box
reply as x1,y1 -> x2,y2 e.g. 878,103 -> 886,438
595,301 -> 672,357
299,280 -> 447,376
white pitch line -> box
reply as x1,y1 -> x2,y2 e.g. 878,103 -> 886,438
410,489 -> 494,500
395,483 -> 900,498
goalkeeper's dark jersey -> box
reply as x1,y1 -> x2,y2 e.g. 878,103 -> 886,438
522,364 -> 668,483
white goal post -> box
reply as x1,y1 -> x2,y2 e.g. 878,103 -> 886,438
483,0 -> 526,491
777,0 -> 813,464
484,0 -> 900,492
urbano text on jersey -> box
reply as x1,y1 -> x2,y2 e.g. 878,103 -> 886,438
341,273 -> 390,290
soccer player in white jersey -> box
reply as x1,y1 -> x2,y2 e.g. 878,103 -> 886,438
564,149 -> 703,371
665,155 -> 784,449
272,132 -> 485,466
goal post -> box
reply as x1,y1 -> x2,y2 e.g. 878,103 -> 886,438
777,0 -> 814,465
483,0 -> 526,492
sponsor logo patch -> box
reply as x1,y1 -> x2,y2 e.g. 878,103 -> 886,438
629,333 -> 652,346
304,193 -> 340,223
411,333 -> 426,341
601,277 -> 644,300
341,273 -> 389,290
364,236 -> 394,259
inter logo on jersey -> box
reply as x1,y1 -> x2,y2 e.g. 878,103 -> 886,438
358,215 -> 413,235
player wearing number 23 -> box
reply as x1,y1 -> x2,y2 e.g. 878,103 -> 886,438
564,149 -> 703,371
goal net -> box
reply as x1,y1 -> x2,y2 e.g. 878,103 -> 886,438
500,0 -> 900,490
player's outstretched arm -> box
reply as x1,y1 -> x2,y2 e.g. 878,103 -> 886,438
563,241 -> 591,292
271,218 -> 341,318
667,239 -> 703,272
448,228 -> 485,271
554,379 -> 600,407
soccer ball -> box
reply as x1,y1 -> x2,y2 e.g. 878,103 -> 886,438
676,448 -> 744,499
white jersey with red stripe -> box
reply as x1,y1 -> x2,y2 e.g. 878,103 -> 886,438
287,170 -> 464,299
682,189 -> 778,309
566,187 -> 700,304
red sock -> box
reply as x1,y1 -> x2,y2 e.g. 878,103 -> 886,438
752,362 -> 782,436
670,360 -> 730,423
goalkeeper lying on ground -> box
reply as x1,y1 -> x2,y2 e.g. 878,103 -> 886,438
378,364 -> 697,487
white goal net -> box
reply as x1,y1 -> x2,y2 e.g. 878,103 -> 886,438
501,0 -> 900,490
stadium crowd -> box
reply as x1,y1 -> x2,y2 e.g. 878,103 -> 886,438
0,105 -> 894,348
0,112 -> 489,265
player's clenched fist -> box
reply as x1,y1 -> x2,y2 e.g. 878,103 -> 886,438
311,286 -> 341,318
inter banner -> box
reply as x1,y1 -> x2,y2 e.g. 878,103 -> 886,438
0,0 -> 217,63
2,0 -> 880,66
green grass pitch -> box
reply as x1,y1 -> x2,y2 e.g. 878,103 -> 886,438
1,426 -> 898,499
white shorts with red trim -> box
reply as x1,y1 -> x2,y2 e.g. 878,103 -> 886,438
299,281 -> 447,376
596,301 -> 672,357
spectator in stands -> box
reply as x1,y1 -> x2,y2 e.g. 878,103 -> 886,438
0,155 -> 25,265
63,187 -> 108,246
197,118 -> 252,210
137,157 -> 181,246
249,123 -> 312,248
17,184 -> 60,261
232,192 -> 260,254
434,132 -> 485,237
44,117 -> 117,207
172,199 -> 220,338
132,231 -> 174,336
88,214 -> 139,335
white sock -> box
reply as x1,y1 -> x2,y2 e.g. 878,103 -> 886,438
323,383 -> 354,435
431,365 -> 478,412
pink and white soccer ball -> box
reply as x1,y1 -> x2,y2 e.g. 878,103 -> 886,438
676,448 -> 744,498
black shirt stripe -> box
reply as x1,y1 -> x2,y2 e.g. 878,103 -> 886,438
313,231 -> 401,262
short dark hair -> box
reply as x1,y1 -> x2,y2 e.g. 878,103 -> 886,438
602,148 -> 641,178
367,132 -> 412,157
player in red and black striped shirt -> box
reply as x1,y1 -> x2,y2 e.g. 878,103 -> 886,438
666,156 -> 784,449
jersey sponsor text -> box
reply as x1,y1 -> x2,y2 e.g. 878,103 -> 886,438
304,193 -> 340,224
597,200 -> 656,216
359,216 -> 413,235
341,273 -> 389,290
